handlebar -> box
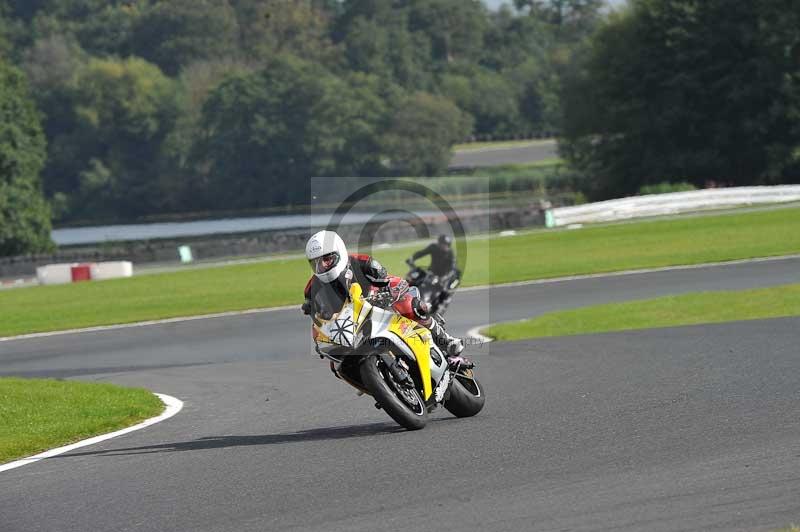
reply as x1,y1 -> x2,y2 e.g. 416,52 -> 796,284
366,290 -> 395,308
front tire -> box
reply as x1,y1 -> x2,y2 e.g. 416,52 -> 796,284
360,355 -> 428,430
444,372 -> 485,418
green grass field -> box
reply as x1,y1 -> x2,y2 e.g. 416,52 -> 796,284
484,284 -> 800,341
1,206 -> 799,337
0,378 -> 164,464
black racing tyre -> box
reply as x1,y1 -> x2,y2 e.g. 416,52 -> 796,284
360,355 -> 428,431
444,372 -> 485,418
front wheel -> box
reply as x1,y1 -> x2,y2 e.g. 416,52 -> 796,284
444,371 -> 485,418
360,355 -> 428,430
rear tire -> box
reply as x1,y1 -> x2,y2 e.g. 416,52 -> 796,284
444,373 -> 485,418
360,355 -> 428,430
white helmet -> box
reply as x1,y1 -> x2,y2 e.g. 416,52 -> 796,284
305,230 -> 349,283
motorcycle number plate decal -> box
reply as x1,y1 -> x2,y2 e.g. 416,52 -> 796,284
330,315 -> 355,347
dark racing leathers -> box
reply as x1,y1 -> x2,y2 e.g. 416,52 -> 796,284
303,254 -> 463,357
410,243 -> 456,277
409,243 -> 459,309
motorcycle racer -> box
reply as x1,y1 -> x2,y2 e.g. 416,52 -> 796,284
408,234 -> 457,278
302,230 -> 467,365
406,234 -> 461,311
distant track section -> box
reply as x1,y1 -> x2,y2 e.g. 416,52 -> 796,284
449,140 -> 558,168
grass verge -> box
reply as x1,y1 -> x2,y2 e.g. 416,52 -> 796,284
0,378 -> 164,464
483,284 -> 800,341
1,206 -> 799,337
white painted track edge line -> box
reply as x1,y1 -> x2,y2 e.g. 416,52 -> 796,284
0,393 -> 183,474
0,305 -> 297,342
3,253 -> 799,343
466,325 -> 494,344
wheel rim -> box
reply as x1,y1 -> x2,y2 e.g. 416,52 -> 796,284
380,362 -> 425,416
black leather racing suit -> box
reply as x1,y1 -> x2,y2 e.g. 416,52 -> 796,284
411,243 -> 456,277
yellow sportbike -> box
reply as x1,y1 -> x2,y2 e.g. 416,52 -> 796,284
310,283 -> 485,430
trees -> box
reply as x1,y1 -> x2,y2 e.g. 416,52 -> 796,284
561,0 -> 800,199
234,0 -> 335,64
192,56 -> 378,209
514,0 -> 605,41
336,2 -> 434,90
406,0 -> 488,64
440,66 -> 520,136
0,61 -> 53,256
131,0 -> 239,76
340,16 -> 429,89
381,92 -> 472,176
47,57 -> 180,219
6,0 -> 107,22
0,0 -> 602,228
0,10 -> 10,58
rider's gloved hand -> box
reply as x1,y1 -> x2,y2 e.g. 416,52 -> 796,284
405,258 -> 414,266
301,298 -> 315,316
369,288 -> 394,308
411,297 -> 430,320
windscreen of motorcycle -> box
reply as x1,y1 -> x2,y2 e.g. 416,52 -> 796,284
313,283 -> 348,320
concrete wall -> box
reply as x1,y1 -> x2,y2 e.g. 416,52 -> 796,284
0,207 -> 543,278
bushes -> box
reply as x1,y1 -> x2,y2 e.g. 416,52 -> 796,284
638,182 -> 697,195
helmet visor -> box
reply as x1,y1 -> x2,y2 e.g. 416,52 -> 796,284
310,252 -> 340,275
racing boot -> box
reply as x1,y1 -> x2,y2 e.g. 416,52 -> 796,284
428,318 -> 472,369
412,296 -> 472,368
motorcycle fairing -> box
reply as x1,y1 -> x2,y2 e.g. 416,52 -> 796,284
313,283 -> 439,401
370,306 -> 434,400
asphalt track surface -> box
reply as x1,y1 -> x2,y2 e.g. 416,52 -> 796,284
450,141 -> 558,168
1,257 -> 799,531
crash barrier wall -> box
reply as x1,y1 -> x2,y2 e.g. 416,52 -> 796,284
1,208 -> 544,278
547,185 -> 800,227
36,261 -> 134,285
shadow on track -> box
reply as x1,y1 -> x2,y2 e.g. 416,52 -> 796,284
60,422 -> 405,458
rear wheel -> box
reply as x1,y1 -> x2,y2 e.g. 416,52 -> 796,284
360,355 -> 428,430
444,370 -> 485,418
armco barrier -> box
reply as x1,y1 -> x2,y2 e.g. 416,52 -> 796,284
91,261 -> 133,281
36,264 -> 74,285
70,264 -> 92,282
2,207 -> 544,278
36,261 -> 133,285
547,185 -> 800,227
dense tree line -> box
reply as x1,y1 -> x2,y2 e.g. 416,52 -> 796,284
561,0 -> 800,199
0,61 -> 53,255
5,0 -> 796,256
0,0 -> 601,239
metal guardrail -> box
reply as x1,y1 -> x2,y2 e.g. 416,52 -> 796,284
546,185 -> 800,227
